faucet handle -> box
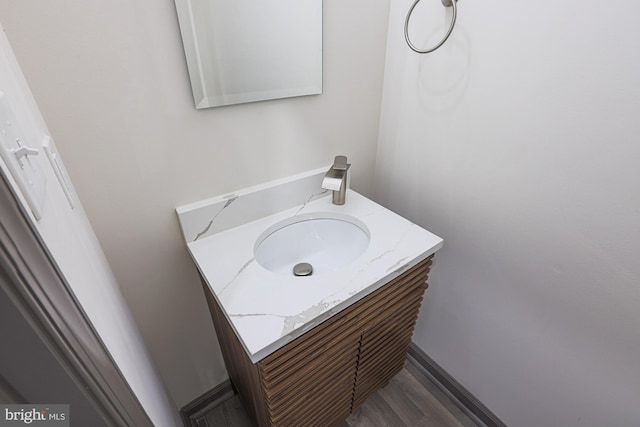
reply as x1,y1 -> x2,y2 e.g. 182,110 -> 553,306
333,155 -> 348,171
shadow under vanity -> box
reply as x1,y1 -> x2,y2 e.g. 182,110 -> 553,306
176,167 -> 443,426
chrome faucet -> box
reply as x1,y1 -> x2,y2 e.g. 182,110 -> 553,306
322,155 -> 351,205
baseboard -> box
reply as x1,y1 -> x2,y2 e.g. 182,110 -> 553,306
407,343 -> 506,427
180,379 -> 235,427
181,346 -> 505,427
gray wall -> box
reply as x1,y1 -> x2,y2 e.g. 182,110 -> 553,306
376,0 -> 640,425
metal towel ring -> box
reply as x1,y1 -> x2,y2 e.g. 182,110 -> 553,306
404,0 -> 458,54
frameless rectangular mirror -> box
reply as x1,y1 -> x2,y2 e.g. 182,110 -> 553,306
174,0 -> 322,109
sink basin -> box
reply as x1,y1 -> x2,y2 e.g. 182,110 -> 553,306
254,213 -> 370,276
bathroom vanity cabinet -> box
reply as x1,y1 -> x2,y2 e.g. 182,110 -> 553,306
201,255 -> 433,427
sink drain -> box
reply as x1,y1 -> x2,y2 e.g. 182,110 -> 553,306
293,262 -> 313,277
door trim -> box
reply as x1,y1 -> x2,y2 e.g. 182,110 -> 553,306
0,168 -> 153,426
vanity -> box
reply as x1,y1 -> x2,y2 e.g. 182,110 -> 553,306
176,166 -> 443,426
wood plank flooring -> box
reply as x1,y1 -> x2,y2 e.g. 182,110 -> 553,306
203,360 -> 479,427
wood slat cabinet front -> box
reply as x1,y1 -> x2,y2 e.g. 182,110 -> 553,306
201,255 -> 433,426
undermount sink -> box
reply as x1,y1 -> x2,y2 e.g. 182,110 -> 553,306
254,213 -> 370,276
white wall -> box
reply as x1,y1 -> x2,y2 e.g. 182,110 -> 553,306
0,24 -> 180,427
376,1 -> 640,425
0,0 -> 391,406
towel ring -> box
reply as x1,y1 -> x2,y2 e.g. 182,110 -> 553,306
404,0 -> 458,54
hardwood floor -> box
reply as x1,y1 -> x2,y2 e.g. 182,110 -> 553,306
203,360 -> 479,427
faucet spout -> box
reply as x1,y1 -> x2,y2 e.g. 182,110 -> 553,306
322,155 -> 350,205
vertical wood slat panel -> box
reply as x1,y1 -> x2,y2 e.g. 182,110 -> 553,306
202,255 -> 433,426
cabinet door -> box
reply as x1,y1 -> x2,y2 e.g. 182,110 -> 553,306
261,339 -> 359,426
259,313 -> 362,426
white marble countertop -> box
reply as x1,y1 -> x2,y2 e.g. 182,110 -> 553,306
185,189 -> 443,363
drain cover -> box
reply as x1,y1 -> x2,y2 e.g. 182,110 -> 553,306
293,262 -> 313,277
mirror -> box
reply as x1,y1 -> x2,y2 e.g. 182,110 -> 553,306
174,0 -> 323,109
